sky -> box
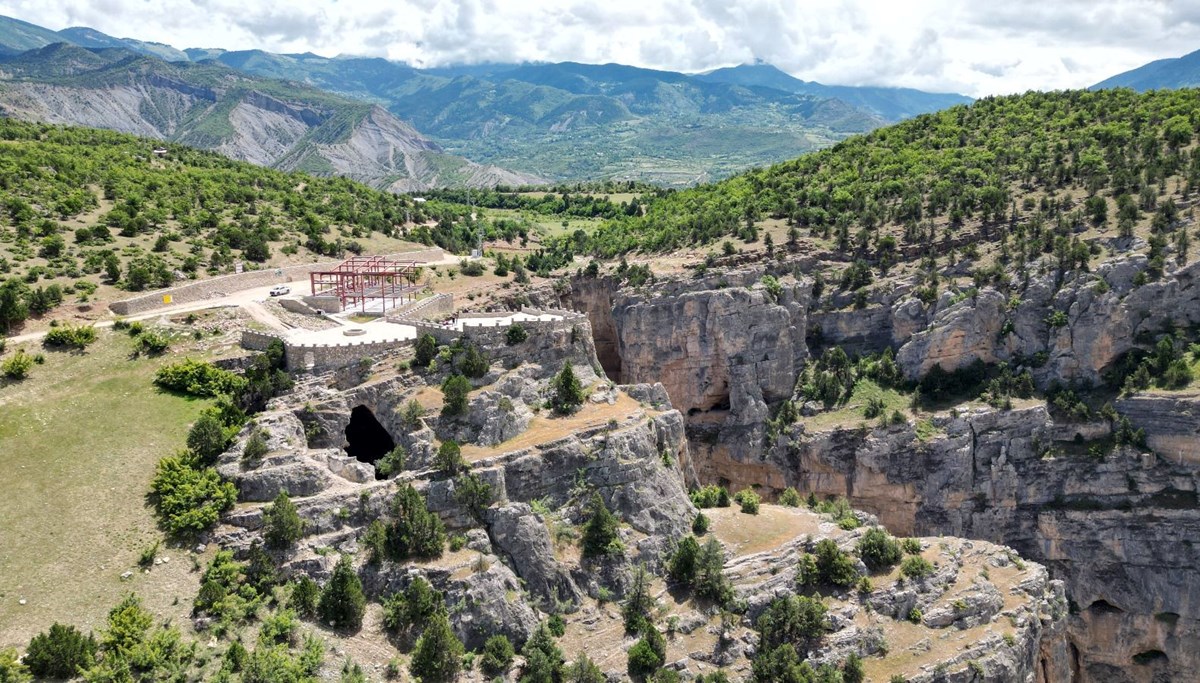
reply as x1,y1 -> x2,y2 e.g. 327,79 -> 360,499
4,0 -> 1200,97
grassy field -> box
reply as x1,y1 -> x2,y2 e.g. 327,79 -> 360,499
0,331 -> 215,648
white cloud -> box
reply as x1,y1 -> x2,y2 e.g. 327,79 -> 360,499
3,0 -> 1200,96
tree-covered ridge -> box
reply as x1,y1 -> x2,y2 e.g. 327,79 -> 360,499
586,88 -> 1200,257
0,118 -> 481,255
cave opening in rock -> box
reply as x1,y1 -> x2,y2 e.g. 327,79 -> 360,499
344,405 -> 396,470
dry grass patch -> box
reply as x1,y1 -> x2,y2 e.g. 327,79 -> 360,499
708,505 -> 822,557
459,392 -> 644,462
0,331 -> 218,648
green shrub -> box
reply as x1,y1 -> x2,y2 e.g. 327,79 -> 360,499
154,358 -> 247,397
43,324 -> 97,349
243,429 -> 269,462
460,344 -> 489,378
580,493 -> 621,558
453,472 -> 492,519
692,511 -> 710,535
690,485 -> 731,508
812,539 -> 859,587
383,484 -> 446,561
382,577 -> 443,633
376,445 -> 406,478
0,648 -> 30,683
409,612 -> 463,683
505,324 -> 528,345
626,626 -> 665,679
289,576 -> 320,618
735,488 -> 761,514
318,555 -> 366,631
900,555 -> 935,579
435,440 -> 466,476
1,350 -> 33,379
778,487 -> 802,507
564,652 -> 605,682
480,634 -> 514,676
149,455 -> 236,536
843,652 -> 865,683
134,329 -> 170,355
521,622 -> 565,682
24,623 -> 97,679
622,565 -> 655,634
547,614 -> 566,637
756,594 -> 828,650
264,492 -> 305,550
857,527 -> 903,571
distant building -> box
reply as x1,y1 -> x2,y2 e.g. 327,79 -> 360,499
152,147 -> 168,157
412,197 -> 427,203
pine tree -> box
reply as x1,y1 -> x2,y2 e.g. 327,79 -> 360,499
387,484 -> 446,560
409,611 -> 463,683
520,623 -> 564,683
694,537 -> 733,605
667,536 -> 700,586
441,374 -> 471,417
263,491 -> 304,550
622,565 -> 655,634
318,555 -> 366,631
580,493 -> 621,558
414,333 -> 438,367
551,363 -> 584,414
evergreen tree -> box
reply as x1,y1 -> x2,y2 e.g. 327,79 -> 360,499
409,612 -> 463,683
386,484 -> 446,560
694,537 -> 733,605
414,334 -> 438,367
186,411 -> 229,464
551,363 -> 584,414
622,565 -> 655,634
563,651 -> 605,683
520,623 -> 564,683
441,374 -> 471,417
318,555 -> 366,631
263,491 -> 305,550
435,440 -> 466,476
24,623 -> 97,679
580,493 -> 621,558
668,536 -> 700,586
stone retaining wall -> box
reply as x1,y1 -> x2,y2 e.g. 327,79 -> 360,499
110,248 -> 446,316
285,336 -> 414,372
386,293 -> 454,322
414,307 -> 588,346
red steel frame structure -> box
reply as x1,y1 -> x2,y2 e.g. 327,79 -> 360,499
309,256 -> 420,313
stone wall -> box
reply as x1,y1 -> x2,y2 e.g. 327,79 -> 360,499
413,308 -> 589,346
109,248 -> 446,315
286,336 -> 414,372
385,293 -> 454,322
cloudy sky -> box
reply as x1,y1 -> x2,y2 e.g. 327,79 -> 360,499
4,0 -> 1200,96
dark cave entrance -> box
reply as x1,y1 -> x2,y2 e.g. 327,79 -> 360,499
345,405 -> 395,473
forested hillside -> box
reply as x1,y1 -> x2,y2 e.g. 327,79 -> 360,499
0,120 -> 484,332
585,88 -> 1200,274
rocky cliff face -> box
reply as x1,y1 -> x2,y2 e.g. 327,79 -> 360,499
204,311 -> 1068,679
559,255 -> 1200,682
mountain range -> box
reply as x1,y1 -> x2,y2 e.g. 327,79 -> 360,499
1091,46 -> 1200,90
0,14 -> 973,186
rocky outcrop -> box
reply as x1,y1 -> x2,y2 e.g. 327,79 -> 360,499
559,254 -> 1200,682
897,258 -> 1200,386
745,406 -> 1200,683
